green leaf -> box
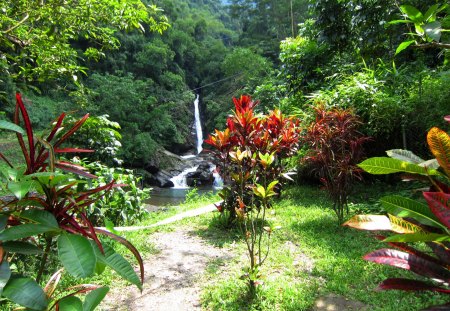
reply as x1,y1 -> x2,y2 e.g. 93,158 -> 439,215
0,224 -> 57,241
58,296 -> 83,311
2,241 -> 43,254
7,181 -> 36,200
89,241 -> 107,274
388,19 -> 413,25
383,232 -> 450,243
0,261 -> 11,295
400,5 -> 424,23
83,286 -> 109,311
386,149 -> 424,164
0,120 -> 25,135
3,276 -> 48,310
21,210 -> 58,228
380,196 -> 445,229
57,233 -> 96,278
424,4 -> 439,22
102,243 -> 142,290
395,40 -> 415,55
358,157 -> 440,176
424,21 -> 442,41
0,215 -> 8,231
267,180 -> 279,192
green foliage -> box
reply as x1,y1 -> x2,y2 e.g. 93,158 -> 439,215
0,0 -> 169,85
68,115 -> 122,166
83,73 -> 193,164
391,3 -> 450,57
310,69 -> 405,138
74,159 -> 150,226
0,94 -> 144,310
279,35 -> 329,94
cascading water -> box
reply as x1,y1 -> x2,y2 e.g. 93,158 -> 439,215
166,94 -> 223,191
170,166 -> 199,189
194,94 -> 203,154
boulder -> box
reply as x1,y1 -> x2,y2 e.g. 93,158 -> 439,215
149,170 -> 175,188
185,162 -> 214,187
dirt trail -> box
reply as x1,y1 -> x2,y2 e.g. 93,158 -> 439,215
101,229 -> 231,311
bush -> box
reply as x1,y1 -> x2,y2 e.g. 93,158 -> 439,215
302,105 -> 369,223
344,117 -> 450,310
206,95 -> 301,292
74,159 -> 150,226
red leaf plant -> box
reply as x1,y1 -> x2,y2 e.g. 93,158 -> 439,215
205,95 -> 301,224
344,117 -> 450,309
302,105 -> 370,223
0,94 -> 144,309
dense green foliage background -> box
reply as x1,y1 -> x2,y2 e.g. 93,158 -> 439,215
1,0 -> 449,172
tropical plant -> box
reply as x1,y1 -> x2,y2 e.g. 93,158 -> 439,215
0,94 -> 144,310
391,3 -> 450,55
205,95 -> 300,293
74,159 -> 150,226
302,105 -> 369,224
344,116 -> 450,309
67,114 -> 123,166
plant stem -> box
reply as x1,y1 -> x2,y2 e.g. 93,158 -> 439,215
36,237 -> 52,284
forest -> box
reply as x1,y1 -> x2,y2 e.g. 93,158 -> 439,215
0,0 -> 449,310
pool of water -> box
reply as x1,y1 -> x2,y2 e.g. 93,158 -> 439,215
146,187 -> 220,206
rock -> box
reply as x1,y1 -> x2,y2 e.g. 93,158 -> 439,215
150,170 -> 175,188
185,162 -> 213,187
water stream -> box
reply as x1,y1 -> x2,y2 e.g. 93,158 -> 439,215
194,94 -> 203,154
148,95 -> 221,206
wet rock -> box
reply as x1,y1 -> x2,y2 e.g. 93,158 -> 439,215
150,170 -> 175,188
185,162 -> 213,187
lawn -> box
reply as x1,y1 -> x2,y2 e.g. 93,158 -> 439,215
171,184 -> 448,310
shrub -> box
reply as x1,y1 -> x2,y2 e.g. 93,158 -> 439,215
0,94 -> 144,310
205,95 -> 301,292
74,159 -> 150,226
67,114 -> 123,166
344,116 -> 450,310
302,105 -> 369,224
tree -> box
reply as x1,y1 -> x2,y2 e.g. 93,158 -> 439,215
0,0 -> 169,86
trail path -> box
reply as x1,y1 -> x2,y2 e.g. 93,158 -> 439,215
101,204 -> 231,311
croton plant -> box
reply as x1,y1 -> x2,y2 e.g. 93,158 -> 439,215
0,94 -> 143,310
344,116 -> 450,309
205,95 -> 301,291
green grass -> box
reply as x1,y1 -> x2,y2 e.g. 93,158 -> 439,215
188,185 -> 448,311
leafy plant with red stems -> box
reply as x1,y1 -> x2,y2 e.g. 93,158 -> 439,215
205,95 -> 301,224
0,93 -> 143,310
302,105 -> 370,224
205,95 -> 300,293
344,116 -> 450,310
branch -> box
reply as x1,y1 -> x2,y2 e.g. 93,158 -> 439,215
412,42 -> 450,50
2,14 -> 29,34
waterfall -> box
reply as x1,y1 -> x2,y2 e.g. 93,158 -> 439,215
170,166 -> 199,189
194,94 -> 203,154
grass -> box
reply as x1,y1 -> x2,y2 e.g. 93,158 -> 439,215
187,184 -> 448,311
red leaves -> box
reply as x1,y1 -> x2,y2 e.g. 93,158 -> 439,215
424,192 -> 450,229
378,278 -> 450,293
206,95 -> 300,163
232,95 -> 258,113
302,105 -> 369,222
364,248 -> 450,282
